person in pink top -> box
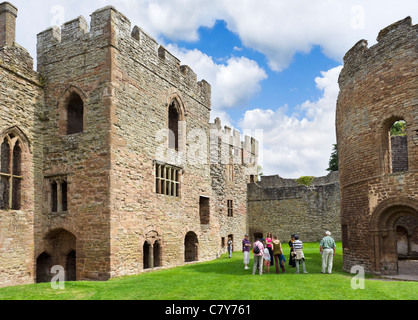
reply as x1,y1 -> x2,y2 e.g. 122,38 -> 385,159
252,238 -> 264,275
265,233 -> 274,267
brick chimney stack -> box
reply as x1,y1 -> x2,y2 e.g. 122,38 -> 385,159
0,2 -> 18,47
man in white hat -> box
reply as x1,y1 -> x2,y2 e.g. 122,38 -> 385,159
320,231 -> 336,274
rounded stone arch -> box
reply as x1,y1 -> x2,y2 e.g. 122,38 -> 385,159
36,228 -> 77,283
143,225 -> 163,246
369,197 -> 418,275
378,114 -> 411,174
184,230 -> 199,263
370,197 -> 418,232
141,226 -> 163,269
57,85 -> 88,136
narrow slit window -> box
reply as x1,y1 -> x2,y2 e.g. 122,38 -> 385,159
67,93 -> 84,135
49,178 -> 68,213
168,101 -> 179,151
227,200 -> 234,217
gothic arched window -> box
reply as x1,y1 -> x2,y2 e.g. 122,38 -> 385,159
0,132 -> 24,210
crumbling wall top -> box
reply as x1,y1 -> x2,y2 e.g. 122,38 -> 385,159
340,17 -> 417,85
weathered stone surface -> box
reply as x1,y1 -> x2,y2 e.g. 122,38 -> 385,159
247,172 -> 341,243
0,2 -> 257,287
337,16 -> 417,275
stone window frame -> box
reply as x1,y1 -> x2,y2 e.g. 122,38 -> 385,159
0,127 -> 30,211
227,199 -> 234,217
166,94 -> 186,154
57,85 -> 88,136
143,230 -> 163,270
155,161 -> 182,198
380,116 -> 409,175
45,174 -> 69,213
199,196 -> 210,224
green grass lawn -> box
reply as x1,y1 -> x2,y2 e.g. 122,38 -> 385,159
0,242 -> 416,300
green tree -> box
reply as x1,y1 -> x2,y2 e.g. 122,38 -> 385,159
296,176 -> 314,186
326,144 -> 338,172
390,120 -> 406,136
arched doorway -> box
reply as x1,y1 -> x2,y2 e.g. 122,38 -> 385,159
37,229 -> 77,283
184,232 -> 198,263
143,241 -> 151,270
396,226 -> 408,257
371,198 -> 418,275
154,240 -> 161,268
36,252 -> 52,283
66,250 -> 76,281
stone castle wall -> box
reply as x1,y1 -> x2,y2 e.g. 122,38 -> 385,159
247,171 -> 341,244
0,3 -> 257,286
0,2 -> 44,286
337,17 -> 417,275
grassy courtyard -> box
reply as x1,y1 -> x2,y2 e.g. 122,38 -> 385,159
0,242 -> 416,300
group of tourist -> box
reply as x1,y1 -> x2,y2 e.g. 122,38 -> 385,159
240,231 -> 336,275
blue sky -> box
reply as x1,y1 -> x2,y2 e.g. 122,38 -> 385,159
171,20 -> 340,113
10,0 -> 418,178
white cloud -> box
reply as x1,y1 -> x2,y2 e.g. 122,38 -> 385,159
239,66 -> 343,178
166,44 -> 267,116
221,0 -> 417,71
12,0 -> 417,72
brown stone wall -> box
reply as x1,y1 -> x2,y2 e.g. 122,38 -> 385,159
247,172 -> 341,244
337,17 -> 418,275
107,9 -> 256,275
0,43 -> 43,287
103,9 -> 215,276
0,3 -> 258,287
35,9 -> 115,281
210,119 -> 257,256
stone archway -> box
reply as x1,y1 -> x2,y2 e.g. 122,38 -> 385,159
37,229 -> 77,283
370,198 -> 418,275
36,252 -> 52,283
184,231 -> 199,263
154,240 -> 161,268
143,241 -> 151,270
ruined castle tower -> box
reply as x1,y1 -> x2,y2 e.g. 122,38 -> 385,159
337,17 -> 417,275
0,3 -> 257,287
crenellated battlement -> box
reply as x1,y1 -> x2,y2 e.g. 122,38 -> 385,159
36,5 -> 211,106
209,118 -> 258,168
340,17 -> 417,85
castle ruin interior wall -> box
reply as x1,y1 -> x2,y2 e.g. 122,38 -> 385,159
0,2 -> 44,287
0,3 -> 258,286
337,17 -> 417,275
247,171 -> 341,244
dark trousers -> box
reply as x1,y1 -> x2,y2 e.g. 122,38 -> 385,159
268,247 -> 274,266
274,254 -> 286,273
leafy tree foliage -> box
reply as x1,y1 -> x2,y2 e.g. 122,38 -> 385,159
326,144 -> 338,172
390,120 -> 406,136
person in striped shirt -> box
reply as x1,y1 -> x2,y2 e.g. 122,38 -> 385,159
293,235 -> 308,274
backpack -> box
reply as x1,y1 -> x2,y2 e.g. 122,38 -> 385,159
254,243 -> 260,254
